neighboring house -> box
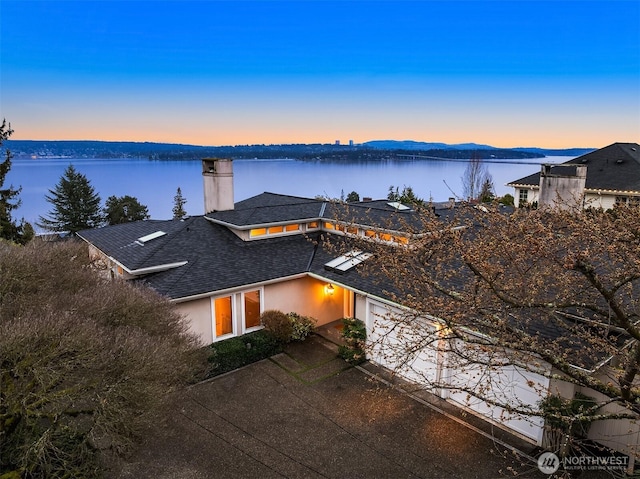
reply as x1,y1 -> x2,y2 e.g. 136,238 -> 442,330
507,142 -> 640,209
78,158 -> 638,467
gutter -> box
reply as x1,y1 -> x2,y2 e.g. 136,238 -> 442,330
171,273 -> 309,303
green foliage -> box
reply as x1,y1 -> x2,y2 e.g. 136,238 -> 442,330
287,312 -> 317,341
260,310 -> 292,343
499,193 -> 515,206
479,177 -> 495,203
539,392 -> 598,439
172,187 -> 187,219
260,310 -> 317,343
0,241 -> 202,477
338,317 -> 367,365
104,195 -> 150,225
346,191 -> 360,203
387,185 -> 424,206
37,165 -> 103,234
206,330 -> 281,377
0,120 -> 32,245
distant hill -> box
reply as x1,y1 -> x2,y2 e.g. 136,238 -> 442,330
362,140 -> 594,157
3,139 -> 590,161
363,140 -> 497,151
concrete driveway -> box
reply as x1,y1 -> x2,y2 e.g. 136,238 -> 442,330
112,335 -> 547,479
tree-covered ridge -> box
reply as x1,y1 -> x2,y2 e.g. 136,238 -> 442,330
2,139 -> 578,162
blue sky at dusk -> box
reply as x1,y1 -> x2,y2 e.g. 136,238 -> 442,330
1,1 -> 638,148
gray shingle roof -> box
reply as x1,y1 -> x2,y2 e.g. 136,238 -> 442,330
78,192 -> 462,300
507,143 -> 640,193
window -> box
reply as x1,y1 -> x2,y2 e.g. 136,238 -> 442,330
324,222 -> 335,230
393,235 -> 409,245
308,221 -> 319,229
365,229 -> 376,238
214,296 -> 233,337
268,225 -> 284,234
519,189 -> 529,204
250,228 -> 267,237
285,224 -> 300,232
244,290 -> 262,329
379,232 -> 392,242
347,226 -> 358,235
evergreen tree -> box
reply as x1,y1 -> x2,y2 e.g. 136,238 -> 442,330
104,195 -> 150,225
346,191 -> 360,203
0,119 -> 33,244
478,177 -> 495,203
172,187 -> 187,219
387,185 -> 424,205
38,165 -> 103,234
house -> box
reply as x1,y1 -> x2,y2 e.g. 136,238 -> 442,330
78,158 -> 638,469
507,142 -> 640,209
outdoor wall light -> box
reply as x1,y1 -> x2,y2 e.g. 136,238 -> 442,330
325,283 -> 335,296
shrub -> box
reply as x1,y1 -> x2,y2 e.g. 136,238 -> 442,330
288,312 -> 317,341
540,392 -> 597,439
339,317 -> 367,365
0,241 -> 202,478
207,330 -> 281,376
260,309 -> 293,343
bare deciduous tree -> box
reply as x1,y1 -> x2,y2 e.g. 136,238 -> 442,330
461,157 -> 493,201
332,203 -> 640,461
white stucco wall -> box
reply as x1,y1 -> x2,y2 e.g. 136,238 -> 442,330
176,297 -> 213,345
264,276 -> 345,326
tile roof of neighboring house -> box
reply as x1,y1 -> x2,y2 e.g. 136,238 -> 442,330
507,142 -> 640,193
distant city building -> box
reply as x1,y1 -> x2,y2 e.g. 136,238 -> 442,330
335,140 -> 340,146
349,140 -> 354,146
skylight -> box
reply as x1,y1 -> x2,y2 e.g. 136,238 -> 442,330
324,250 -> 372,274
387,201 -> 410,211
137,231 -> 166,244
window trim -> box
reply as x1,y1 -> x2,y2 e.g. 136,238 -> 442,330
212,295 -> 234,340
241,288 -> 264,333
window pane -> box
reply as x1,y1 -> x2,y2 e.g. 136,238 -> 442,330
519,189 -> 528,203
308,221 -> 319,229
324,222 -> 335,230
244,290 -> 261,329
215,296 -> 233,336
285,224 -> 300,232
250,228 -> 267,237
269,225 -> 284,234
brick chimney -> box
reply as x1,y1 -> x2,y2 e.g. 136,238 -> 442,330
202,159 -> 234,213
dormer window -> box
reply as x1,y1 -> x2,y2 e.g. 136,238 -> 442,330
249,223 -> 303,239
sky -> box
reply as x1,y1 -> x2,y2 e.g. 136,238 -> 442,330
1,0 -> 639,149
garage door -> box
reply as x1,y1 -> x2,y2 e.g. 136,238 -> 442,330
366,300 -> 548,444
367,302 -> 443,388
444,339 -> 549,443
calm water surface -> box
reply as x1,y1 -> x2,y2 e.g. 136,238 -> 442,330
6,157 -> 570,232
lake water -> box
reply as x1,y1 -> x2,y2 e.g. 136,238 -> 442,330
6,156 -> 570,232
